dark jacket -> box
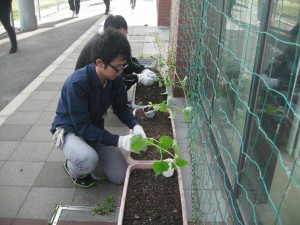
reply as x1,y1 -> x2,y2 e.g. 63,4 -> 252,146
0,0 -> 12,10
50,64 -> 139,146
75,34 -> 145,90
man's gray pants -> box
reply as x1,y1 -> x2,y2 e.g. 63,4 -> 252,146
61,133 -> 127,184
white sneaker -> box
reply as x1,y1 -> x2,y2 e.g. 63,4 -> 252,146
72,10 -> 75,17
75,14 -> 79,18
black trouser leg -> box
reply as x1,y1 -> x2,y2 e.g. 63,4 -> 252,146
75,0 -> 80,14
103,0 -> 110,12
0,7 -> 17,47
68,0 -> 75,11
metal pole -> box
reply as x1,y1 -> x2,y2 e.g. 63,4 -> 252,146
18,0 -> 38,31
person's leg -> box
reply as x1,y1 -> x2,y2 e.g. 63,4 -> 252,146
75,0 -> 80,15
68,0 -> 75,11
93,143 -> 127,184
103,0 -> 110,14
62,133 -> 99,178
0,7 -> 17,53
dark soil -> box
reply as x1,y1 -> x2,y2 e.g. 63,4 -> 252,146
123,169 -> 183,225
134,82 -> 167,106
133,110 -> 174,160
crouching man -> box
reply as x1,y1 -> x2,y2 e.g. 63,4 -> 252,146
50,28 -> 146,188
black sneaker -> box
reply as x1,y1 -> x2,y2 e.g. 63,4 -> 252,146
64,161 -> 95,188
9,46 -> 18,54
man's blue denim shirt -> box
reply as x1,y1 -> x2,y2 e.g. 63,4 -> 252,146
50,64 -> 138,146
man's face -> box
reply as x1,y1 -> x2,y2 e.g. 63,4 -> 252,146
96,56 -> 126,80
118,28 -> 128,36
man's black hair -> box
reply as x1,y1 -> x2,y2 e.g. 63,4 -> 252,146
91,28 -> 131,65
104,15 -> 128,30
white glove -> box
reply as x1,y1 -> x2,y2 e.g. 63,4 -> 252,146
142,69 -> 158,81
53,127 -> 65,149
133,125 -> 147,139
137,73 -> 155,86
98,26 -> 104,35
118,134 -> 134,152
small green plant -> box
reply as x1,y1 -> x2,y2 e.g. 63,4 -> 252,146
92,195 -> 116,215
130,134 -> 189,175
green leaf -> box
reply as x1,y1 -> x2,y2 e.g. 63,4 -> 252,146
264,104 -> 277,116
173,145 -> 180,155
147,137 -> 155,146
130,135 -> 147,151
152,103 -> 160,111
159,135 -> 173,150
158,80 -> 164,87
152,161 -> 169,175
174,157 -> 189,167
93,195 -> 116,215
159,100 -> 167,112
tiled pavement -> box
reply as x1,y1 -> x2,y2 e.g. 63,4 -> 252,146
0,0 -> 192,224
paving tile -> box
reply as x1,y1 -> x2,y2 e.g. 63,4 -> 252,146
0,125 -> 32,141
9,142 -> 53,162
72,185 -> 122,206
45,100 -> 59,112
27,91 -> 57,101
175,127 -> 189,144
23,125 -> 53,142
0,161 -> 44,186
33,161 -> 74,188
16,100 -> 50,112
44,75 -> 69,83
35,82 -> 64,91
0,160 -> 5,168
12,218 -> 48,225
59,221 -> 117,225
181,165 -> 192,190
0,217 -> 13,225
47,147 -> 65,162
184,189 -> 193,222
4,112 -> 42,125
66,209 -> 119,223
0,186 -> 31,217
51,68 -> 74,75
35,112 -> 56,126
17,187 -> 76,220
0,141 -> 19,160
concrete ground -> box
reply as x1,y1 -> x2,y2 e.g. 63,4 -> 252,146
0,0 -> 192,224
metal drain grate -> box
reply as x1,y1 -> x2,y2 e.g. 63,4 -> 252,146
49,205 -> 94,225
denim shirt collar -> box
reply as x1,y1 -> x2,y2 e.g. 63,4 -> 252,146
87,63 -> 113,89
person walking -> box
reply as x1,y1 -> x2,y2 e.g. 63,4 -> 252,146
103,0 -> 110,15
68,0 -> 80,18
130,0 -> 136,8
0,0 -> 18,53
51,28 -> 147,188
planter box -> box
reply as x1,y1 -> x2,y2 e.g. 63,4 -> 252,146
118,163 -> 188,225
127,107 -> 177,164
131,82 -> 168,108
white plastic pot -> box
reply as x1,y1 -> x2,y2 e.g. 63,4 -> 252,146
162,158 -> 175,177
143,105 -> 155,118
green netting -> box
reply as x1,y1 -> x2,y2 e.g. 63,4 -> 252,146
169,0 -> 300,224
